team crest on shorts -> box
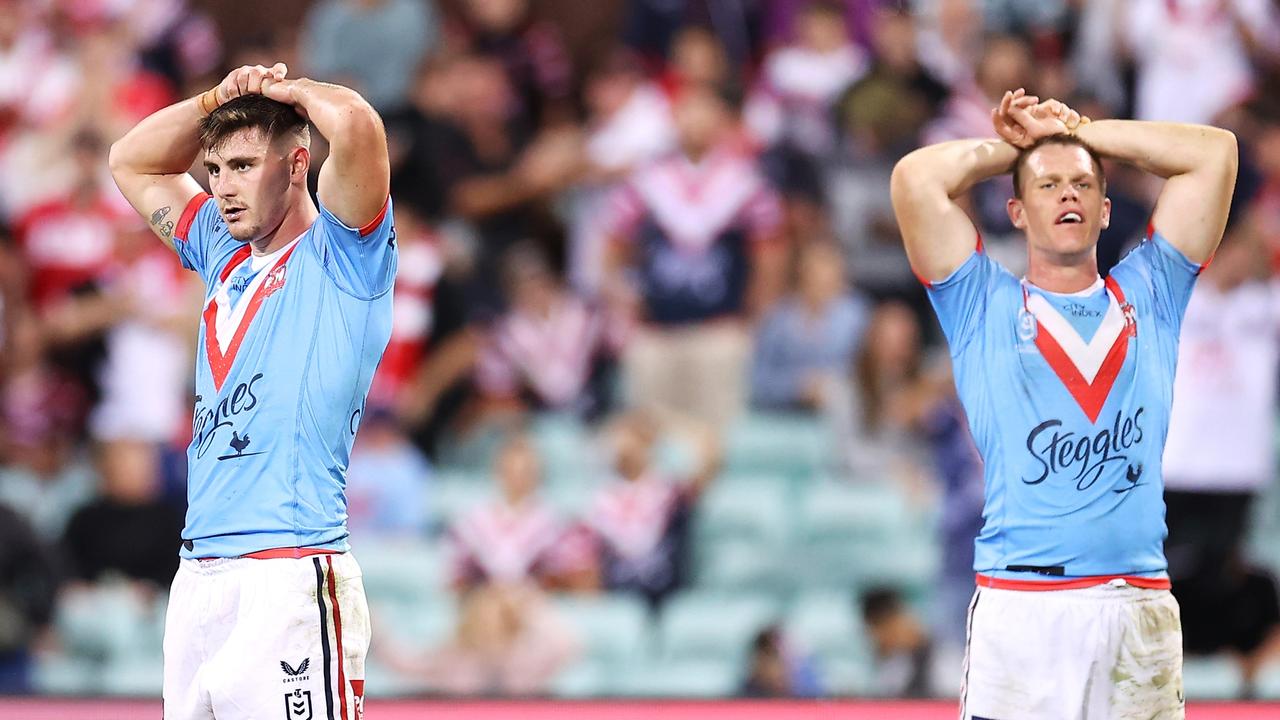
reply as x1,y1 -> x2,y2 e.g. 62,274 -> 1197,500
284,688 -> 313,720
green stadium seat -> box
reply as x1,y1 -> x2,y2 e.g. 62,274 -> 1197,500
797,481 -> 910,544
725,413 -> 830,480
54,581 -> 152,661
1182,655 -> 1243,700
31,652 -> 99,695
551,657 -> 611,698
693,537 -> 784,591
433,479 -> 496,524
1256,660 -> 1280,700
552,593 -> 650,665
658,591 -> 779,665
530,414 -> 600,481
694,478 -> 790,546
354,536 -> 449,603
101,654 -> 164,696
784,591 -> 867,661
615,658 -> 741,697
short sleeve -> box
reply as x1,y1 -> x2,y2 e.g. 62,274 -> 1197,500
1112,226 -> 1201,330
925,248 -> 1000,354
312,196 -> 397,300
172,193 -> 239,284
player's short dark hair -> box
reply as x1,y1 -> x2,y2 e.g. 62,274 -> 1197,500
198,95 -> 310,153
1012,134 -> 1106,200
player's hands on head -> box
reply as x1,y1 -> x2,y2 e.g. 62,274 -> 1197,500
213,63 -> 290,105
992,89 -> 1091,148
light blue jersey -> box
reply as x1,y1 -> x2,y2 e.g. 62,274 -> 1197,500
172,192 -> 396,559
926,228 -> 1201,582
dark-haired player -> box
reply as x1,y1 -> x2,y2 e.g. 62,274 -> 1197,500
890,89 -> 1237,718
109,62 -> 393,720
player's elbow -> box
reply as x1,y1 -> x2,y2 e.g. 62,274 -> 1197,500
107,139 -> 131,178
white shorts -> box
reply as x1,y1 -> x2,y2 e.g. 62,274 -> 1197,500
163,553 -> 370,720
961,579 -> 1184,720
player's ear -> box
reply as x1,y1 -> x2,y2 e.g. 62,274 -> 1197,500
288,146 -> 309,183
1100,197 -> 1111,230
1007,198 -> 1027,230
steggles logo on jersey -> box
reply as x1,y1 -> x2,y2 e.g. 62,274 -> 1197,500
1022,407 -> 1146,491
192,372 -> 263,459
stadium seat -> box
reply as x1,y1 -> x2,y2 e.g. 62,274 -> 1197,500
54,581 -> 153,662
31,652 -> 100,695
552,593 -> 650,666
529,413 -> 601,482
1182,655 -> 1243,700
724,413 -> 830,481
551,657 -> 611,698
101,654 -> 164,696
693,537 -> 784,592
1256,660 -> 1280,700
783,590 -> 867,661
693,477 -> 790,546
657,590 -> 779,665
354,536 -> 449,603
368,595 -> 457,648
797,480 -> 910,543
433,479 -> 496,524
614,658 -> 741,697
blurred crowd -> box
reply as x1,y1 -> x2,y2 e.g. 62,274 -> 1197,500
3,0 -> 1280,700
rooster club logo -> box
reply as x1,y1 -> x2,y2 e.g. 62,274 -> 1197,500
193,372 -> 263,460
284,688 -> 312,720
262,264 -> 289,298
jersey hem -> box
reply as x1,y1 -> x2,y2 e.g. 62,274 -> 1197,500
976,573 -> 1171,591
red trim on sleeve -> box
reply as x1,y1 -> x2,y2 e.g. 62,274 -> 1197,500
175,192 -> 212,242
357,197 -> 390,237
977,573 -> 1171,591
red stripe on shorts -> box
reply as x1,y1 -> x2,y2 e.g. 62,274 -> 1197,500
326,555 -> 349,720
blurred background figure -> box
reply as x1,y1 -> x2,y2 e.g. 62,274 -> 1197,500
586,412 -> 719,606
345,408 -> 434,539
738,625 -> 822,698
1163,227 -> 1280,697
383,581 -> 580,696
605,81 -> 785,429
861,586 -> 934,699
750,238 -> 869,412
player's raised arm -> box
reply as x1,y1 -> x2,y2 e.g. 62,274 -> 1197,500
1012,100 -> 1239,265
109,64 -> 287,251
890,91 -> 1030,282
262,78 -> 390,229
1073,120 -> 1237,264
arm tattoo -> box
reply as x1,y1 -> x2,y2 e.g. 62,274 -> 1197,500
150,206 -> 175,238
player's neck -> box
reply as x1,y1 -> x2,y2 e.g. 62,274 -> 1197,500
1025,253 -> 1100,294
250,194 -> 318,256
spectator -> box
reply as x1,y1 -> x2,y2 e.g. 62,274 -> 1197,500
1124,0 -> 1280,125
345,408 -> 433,538
585,412 -> 720,606
1162,227 -> 1280,696
60,440 -> 184,589
300,0 -> 439,112
738,625 -> 824,698
474,244 -> 619,421
0,504 -> 61,693
0,309 -> 95,542
458,0 -> 575,128
384,581 -> 580,696
843,301 -> 931,481
569,48 -> 676,296
746,1 -> 869,158
449,435 -> 590,590
861,586 -> 935,698
13,130 -> 128,312
604,82 -> 786,427
751,239 -> 870,411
